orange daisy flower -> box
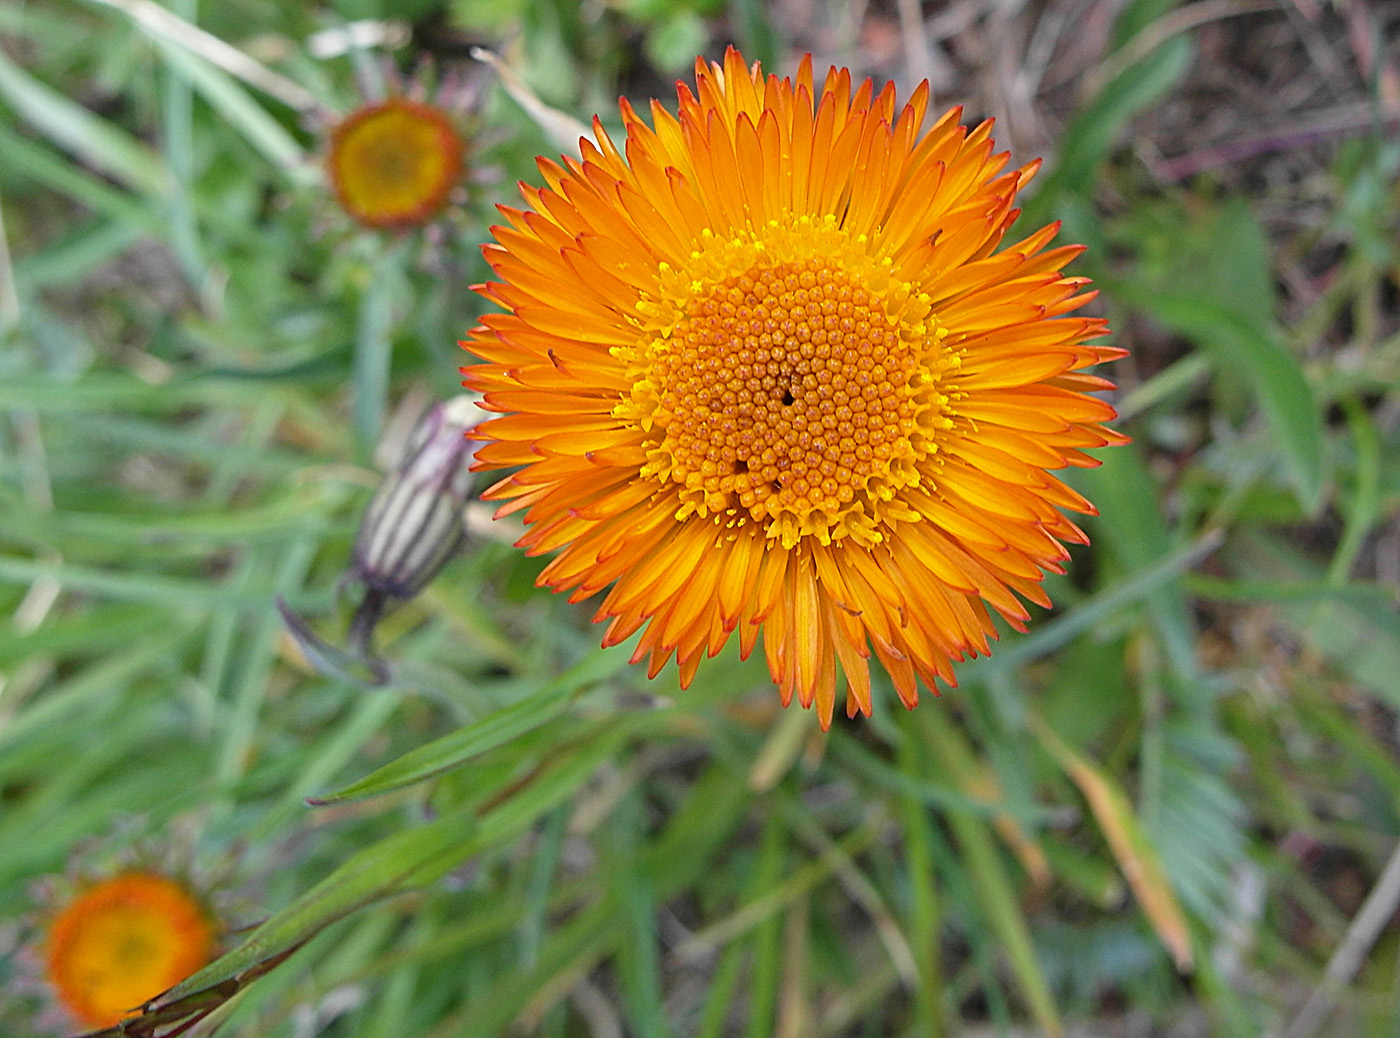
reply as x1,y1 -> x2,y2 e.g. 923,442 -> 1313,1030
327,96 -> 465,229
462,48 -> 1127,727
43,871 -> 215,1029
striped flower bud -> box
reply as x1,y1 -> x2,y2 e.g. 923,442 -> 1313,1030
279,395 -> 487,683
346,395 -> 487,652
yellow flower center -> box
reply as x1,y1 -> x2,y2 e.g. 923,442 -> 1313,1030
45,872 -> 214,1028
617,216 -> 956,548
328,99 -> 462,228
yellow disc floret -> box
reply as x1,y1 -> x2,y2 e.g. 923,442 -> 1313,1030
616,216 -> 954,548
45,871 -> 215,1028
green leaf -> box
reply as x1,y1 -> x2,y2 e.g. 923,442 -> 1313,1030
897,715 -> 943,1036
963,507 -> 1219,685
1110,0 -> 1180,48
0,372 -> 277,411
1066,445 -> 1204,688
0,47 -> 167,197
0,124 -> 159,233
353,251 -> 402,459
1115,199 -> 1324,512
159,804 -> 482,1002
14,217 -> 147,290
163,735 -> 620,1006
310,647 -> 630,803
1144,297 -> 1322,511
150,36 -> 308,174
920,712 -> 1063,1037
1226,530 -> 1400,706
0,554 -> 268,609
1022,36 -> 1191,225
610,791 -> 671,1038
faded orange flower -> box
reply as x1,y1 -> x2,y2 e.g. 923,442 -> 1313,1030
327,96 -> 465,229
463,49 -> 1126,727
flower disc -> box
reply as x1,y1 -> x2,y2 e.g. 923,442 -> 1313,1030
328,98 -> 464,228
463,49 -> 1127,726
44,872 -> 214,1028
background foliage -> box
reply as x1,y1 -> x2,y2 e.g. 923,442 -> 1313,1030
2,0 -> 1399,1035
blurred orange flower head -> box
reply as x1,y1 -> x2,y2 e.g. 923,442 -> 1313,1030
328,97 -> 465,229
44,871 -> 215,1029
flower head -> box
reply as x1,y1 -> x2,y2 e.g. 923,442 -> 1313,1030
42,871 -> 215,1029
462,48 -> 1127,727
327,96 -> 465,229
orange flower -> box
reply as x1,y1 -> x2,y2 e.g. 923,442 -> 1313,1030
327,97 -> 465,228
44,871 -> 215,1029
462,48 -> 1127,727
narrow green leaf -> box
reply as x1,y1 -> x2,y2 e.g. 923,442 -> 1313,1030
0,630 -> 193,754
1022,36 -> 1191,225
920,712 -> 1063,1037
965,521 -> 1222,679
828,732 -> 1043,820
256,693 -> 404,836
0,125 -> 159,231
745,818 -> 787,1038
217,539 -> 317,790
1134,294 -> 1322,511
518,806 -> 567,970
0,555 -> 264,609
897,715 -> 942,1037
152,36 -> 308,173
1064,446 -> 1206,688
0,372 -> 278,411
1187,574 -> 1400,617
1227,530 -> 1400,705
14,218 -> 146,290
164,735 -> 618,1007
1328,398 -> 1382,582
354,253 -> 399,459
158,804 -> 482,1002
695,937 -> 745,1038
309,646 -> 627,804
1110,0 -> 1179,48
610,790 -> 670,1038
433,897 -> 613,1037
1114,200 -> 1323,511
696,785 -> 784,1038
730,0 -> 779,69
0,47 -> 166,196
1115,352 -> 1212,423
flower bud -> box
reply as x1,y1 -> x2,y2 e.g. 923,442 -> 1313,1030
345,395 -> 487,652
279,395 -> 488,682
352,395 -> 486,600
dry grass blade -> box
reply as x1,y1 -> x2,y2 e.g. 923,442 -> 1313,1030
1030,714 -> 1195,972
470,47 -> 591,158
84,0 -> 320,113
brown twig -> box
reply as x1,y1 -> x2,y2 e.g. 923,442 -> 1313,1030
1157,102 -> 1400,180
1284,838 -> 1400,1038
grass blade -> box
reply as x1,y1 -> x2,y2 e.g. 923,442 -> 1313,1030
920,711 -> 1063,1038
1030,714 -> 1195,971
309,646 -> 627,804
0,47 -> 166,196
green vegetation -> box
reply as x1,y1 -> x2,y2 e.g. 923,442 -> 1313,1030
2,0 -> 1398,1035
